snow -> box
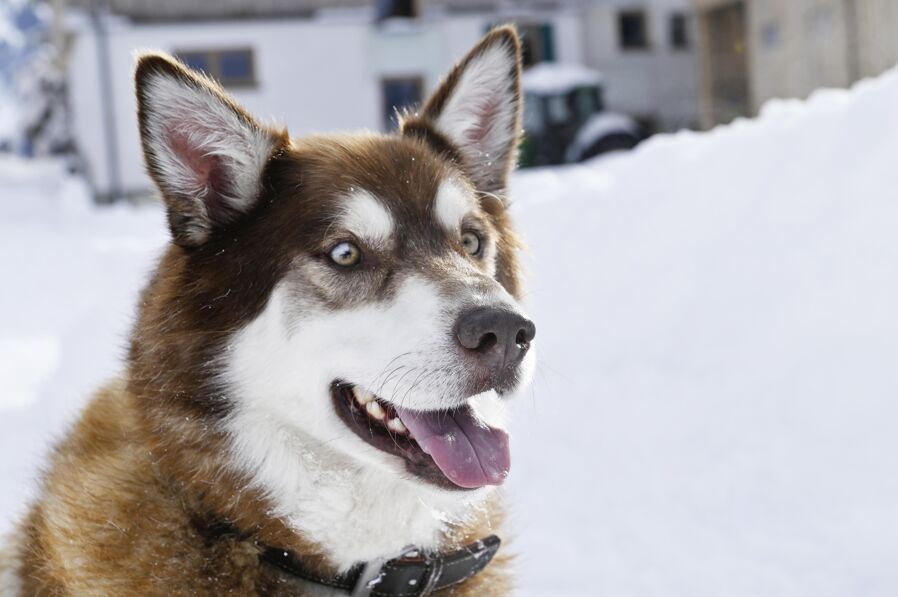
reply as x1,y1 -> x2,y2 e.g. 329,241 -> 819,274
521,62 -> 604,95
507,72 -> 898,596
3,64 -> 898,595
0,157 -> 167,527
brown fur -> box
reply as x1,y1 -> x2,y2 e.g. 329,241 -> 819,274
4,26 -> 525,596
9,382 -> 511,596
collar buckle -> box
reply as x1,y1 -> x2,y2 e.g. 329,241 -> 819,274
350,544 -> 419,597
416,552 -> 445,596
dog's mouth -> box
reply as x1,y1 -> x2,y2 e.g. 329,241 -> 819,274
331,382 -> 510,490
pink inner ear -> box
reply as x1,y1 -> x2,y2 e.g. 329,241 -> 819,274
168,128 -> 215,189
166,126 -> 233,214
467,95 -> 502,146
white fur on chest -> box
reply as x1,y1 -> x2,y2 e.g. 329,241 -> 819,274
224,407 -> 492,569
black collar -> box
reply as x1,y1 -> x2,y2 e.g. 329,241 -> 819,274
260,535 -> 501,596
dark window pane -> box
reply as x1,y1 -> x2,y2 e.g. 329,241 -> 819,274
546,94 -> 570,125
220,50 -> 253,82
518,23 -> 556,67
179,53 -> 210,74
382,78 -> 422,130
670,13 -> 690,49
175,48 -> 256,89
541,24 -> 556,62
377,0 -> 416,20
522,93 -> 545,134
619,11 -> 649,50
571,87 -> 601,121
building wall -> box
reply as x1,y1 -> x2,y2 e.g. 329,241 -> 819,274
69,14 -> 381,197
698,1 -> 750,126
67,8 -> 583,198
746,0 -> 898,111
853,0 -> 898,78
747,0 -> 851,110
581,0 -> 701,131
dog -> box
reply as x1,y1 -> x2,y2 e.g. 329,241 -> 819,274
1,26 -> 535,596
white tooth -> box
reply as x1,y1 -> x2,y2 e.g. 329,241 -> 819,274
353,387 -> 374,405
366,401 -> 385,420
387,418 -> 407,434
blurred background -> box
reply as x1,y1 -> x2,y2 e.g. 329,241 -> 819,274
4,0 -> 898,201
3,1 -> 898,596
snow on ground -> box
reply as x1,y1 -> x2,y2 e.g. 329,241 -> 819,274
507,72 -> 898,596
2,67 -> 898,595
0,158 -> 167,530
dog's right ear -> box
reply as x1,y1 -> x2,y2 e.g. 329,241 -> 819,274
135,53 -> 287,247
401,26 -> 522,196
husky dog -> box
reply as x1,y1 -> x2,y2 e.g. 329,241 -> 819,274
1,26 -> 535,596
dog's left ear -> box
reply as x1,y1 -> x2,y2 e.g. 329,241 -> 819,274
135,52 -> 287,247
402,26 -> 522,195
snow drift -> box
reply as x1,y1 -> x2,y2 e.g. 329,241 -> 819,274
3,67 -> 898,595
507,71 -> 898,596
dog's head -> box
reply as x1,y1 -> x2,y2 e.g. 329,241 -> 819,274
133,28 -> 534,499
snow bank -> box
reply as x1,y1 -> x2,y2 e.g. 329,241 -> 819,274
2,66 -> 898,595
0,157 -> 167,527
507,71 -> 898,595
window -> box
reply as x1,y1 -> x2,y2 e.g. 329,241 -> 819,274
546,95 -> 571,126
760,21 -> 781,49
377,0 -> 417,20
522,93 -> 545,134
177,48 -> 256,89
518,23 -> 556,67
571,87 -> 603,121
382,77 -> 422,130
618,10 -> 650,50
670,13 -> 690,50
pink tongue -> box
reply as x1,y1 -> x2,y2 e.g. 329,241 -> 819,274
394,404 -> 510,489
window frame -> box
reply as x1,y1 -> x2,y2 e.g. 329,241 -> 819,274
175,47 -> 258,89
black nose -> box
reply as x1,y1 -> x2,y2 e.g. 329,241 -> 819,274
455,307 -> 536,369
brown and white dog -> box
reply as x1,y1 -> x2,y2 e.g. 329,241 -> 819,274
1,26 -> 535,596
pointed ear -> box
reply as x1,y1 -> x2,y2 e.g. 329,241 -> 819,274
135,53 -> 287,247
402,26 -> 523,195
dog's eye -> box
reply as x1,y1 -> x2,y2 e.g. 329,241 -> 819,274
461,231 -> 481,256
329,241 -> 362,267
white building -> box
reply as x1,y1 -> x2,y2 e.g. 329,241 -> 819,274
64,0 -> 704,199
692,0 -> 898,127
65,0 -> 584,199
581,0 -> 702,132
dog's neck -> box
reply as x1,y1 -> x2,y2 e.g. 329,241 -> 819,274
222,411 -> 498,571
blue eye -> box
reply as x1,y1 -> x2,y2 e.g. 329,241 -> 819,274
329,241 -> 361,267
461,231 -> 481,256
